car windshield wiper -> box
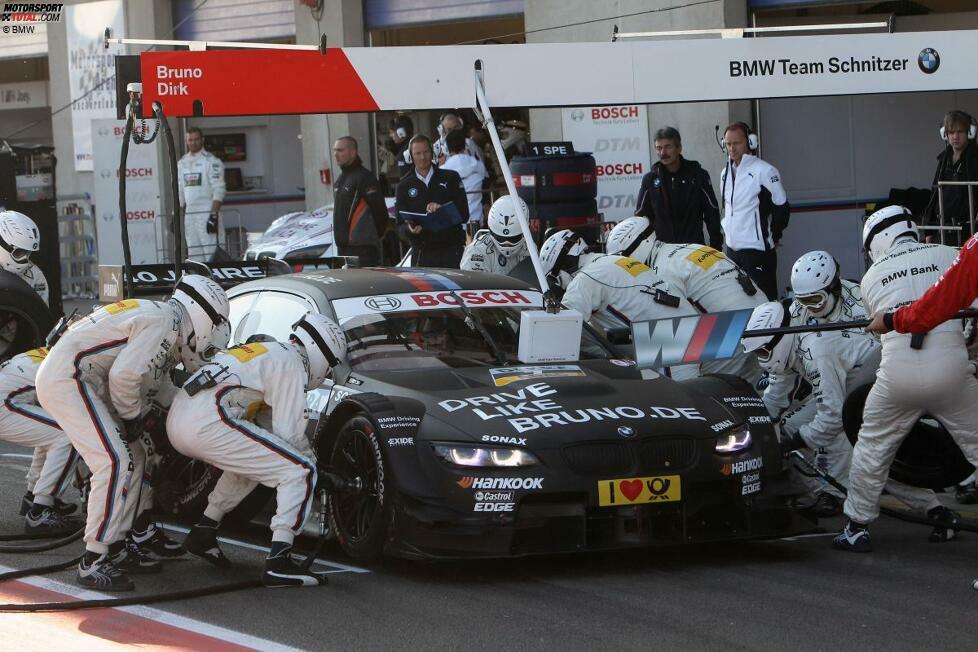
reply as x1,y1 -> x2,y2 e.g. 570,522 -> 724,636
449,290 -> 507,366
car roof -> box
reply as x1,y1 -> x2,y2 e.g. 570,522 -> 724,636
227,267 -> 536,304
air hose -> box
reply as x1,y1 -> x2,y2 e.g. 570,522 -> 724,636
0,527 -> 84,553
789,451 -> 978,534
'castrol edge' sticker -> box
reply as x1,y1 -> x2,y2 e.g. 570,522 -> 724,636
332,289 -> 542,323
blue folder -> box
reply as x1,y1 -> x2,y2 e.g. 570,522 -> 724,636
399,201 -> 464,232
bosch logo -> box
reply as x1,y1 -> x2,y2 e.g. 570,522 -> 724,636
596,163 -> 644,176
365,296 -> 402,311
570,109 -> 586,122
918,48 -> 940,74
118,168 -> 154,178
618,426 -> 636,438
591,106 -> 639,120
97,127 -> 110,137
99,169 -> 112,179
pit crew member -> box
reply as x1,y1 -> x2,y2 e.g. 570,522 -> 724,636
836,206 -> 978,551
35,275 -> 230,591
460,195 -> 529,275
168,313 -> 347,588
606,215 -> 764,382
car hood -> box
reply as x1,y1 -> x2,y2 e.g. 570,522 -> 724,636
360,360 -> 743,446
247,206 -> 335,257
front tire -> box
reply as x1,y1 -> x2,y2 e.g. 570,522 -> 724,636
327,415 -> 391,560
153,452 -> 271,524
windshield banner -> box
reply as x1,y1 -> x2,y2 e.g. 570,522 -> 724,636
333,289 -> 544,323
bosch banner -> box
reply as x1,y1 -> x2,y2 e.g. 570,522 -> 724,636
562,105 -> 651,221
140,30 -> 978,117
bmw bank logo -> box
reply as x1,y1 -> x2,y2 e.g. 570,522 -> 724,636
918,48 -> 940,74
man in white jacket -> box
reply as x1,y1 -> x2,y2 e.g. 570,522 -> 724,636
178,127 -> 226,261
440,129 -> 488,227
719,123 -> 789,299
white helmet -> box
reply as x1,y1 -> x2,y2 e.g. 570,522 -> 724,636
606,216 -> 656,262
291,312 -> 347,390
540,229 -> 588,289
487,195 -> 527,258
741,301 -> 795,374
171,275 -> 231,370
790,251 -> 841,318
863,205 -> 918,262
0,211 -> 40,274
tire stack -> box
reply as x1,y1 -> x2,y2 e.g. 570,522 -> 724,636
510,152 -> 600,246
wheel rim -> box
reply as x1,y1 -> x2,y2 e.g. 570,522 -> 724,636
332,426 -> 381,544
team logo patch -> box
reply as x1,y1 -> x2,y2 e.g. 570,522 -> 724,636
227,343 -> 268,363
615,257 -> 650,277
183,172 -> 202,187
686,246 -> 725,270
408,187 -> 419,198
105,299 -> 140,315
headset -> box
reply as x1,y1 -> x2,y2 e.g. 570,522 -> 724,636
939,110 -> 977,142
437,111 -> 464,139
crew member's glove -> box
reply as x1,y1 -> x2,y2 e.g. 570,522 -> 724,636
206,212 -> 219,234
120,416 -> 144,443
779,428 -> 807,457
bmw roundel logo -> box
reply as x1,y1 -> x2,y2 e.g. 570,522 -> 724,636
502,228 -> 510,235
408,187 -> 418,198
365,296 -> 402,311
918,48 -> 940,74
571,109 -> 585,122
653,177 -> 661,188
618,426 -> 636,438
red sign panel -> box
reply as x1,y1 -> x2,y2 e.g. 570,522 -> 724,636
140,50 -> 380,117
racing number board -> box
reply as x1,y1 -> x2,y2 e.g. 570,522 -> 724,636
598,475 -> 681,507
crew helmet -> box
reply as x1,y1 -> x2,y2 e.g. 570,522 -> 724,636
741,301 -> 795,375
790,251 -> 841,318
605,216 -> 657,262
540,229 -> 588,289
0,211 -> 40,274
171,275 -> 231,370
487,195 -> 527,258
290,312 -> 347,390
863,205 -> 918,262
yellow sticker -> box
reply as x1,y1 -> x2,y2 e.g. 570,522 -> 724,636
597,475 -> 682,507
686,246 -> 726,270
615,257 -> 651,277
227,343 -> 268,363
105,299 -> 140,315
25,347 -> 48,364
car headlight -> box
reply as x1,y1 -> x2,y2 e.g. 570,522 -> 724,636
431,443 -> 539,467
715,425 -> 752,454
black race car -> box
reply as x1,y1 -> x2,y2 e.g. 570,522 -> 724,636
224,267 -> 812,560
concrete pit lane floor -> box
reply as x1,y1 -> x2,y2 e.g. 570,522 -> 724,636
0,442 -> 975,650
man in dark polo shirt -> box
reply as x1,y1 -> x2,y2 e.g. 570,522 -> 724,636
395,135 -> 469,267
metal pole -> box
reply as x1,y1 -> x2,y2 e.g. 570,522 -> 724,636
938,181 -> 946,245
744,308 -> 978,339
474,65 -> 552,302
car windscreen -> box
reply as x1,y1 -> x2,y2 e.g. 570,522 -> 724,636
340,307 -> 611,372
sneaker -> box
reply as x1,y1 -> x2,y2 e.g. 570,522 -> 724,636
130,522 -> 186,559
833,520 -> 873,553
184,525 -> 232,569
927,506 -> 960,543
955,482 -> 978,505
113,539 -> 163,574
263,548 -> 327,588
78,553 -> 134,592
20,492 -> 78,517
25,506 -> 81,535
813,493 -> 843,518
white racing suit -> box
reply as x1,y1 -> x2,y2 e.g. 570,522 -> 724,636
562,254 -> 700,379
177,150 -> 226,261
460,230 -> 527,275
647,241 -> 765,382
35,299 -> 182,553
0,348 -> 78,505
845,240 -> 978,524
773,324 -> 941,513
166,341 -> 317,546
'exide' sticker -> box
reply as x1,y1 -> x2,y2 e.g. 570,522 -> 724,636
332,289 -> 542,323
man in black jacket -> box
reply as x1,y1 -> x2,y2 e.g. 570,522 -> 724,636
395,135 -> 469,268
923,110 -> 978,246
332,137 -> 390,266
634,127 -> 722,249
